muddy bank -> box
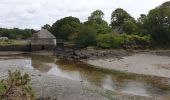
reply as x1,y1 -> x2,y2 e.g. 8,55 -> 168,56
84,52 -> 170,78
0,66 -> 161,100
55,48 -> 170,78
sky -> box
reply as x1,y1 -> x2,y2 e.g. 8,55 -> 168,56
0,0 -> 168,29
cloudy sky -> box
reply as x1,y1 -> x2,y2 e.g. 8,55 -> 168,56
0,0 -> 168,29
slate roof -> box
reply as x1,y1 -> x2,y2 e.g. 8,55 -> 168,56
33,29 -> 56,39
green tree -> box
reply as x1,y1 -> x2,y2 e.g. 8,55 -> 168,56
50,16 -> 81,40
123,19 -> 139,34
71,26 -> 97,47
137,14 -> 148,34
143,1 -> 170,45
88,10 -> 104,22
42,24 -> 51,31
84,10 -> 112,34
0,28 -> 35,39
111,8 -> 137,34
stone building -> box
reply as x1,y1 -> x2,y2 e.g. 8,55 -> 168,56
31,29 -> 56,51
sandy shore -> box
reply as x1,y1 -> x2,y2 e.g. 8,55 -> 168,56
85,52 -> 170,78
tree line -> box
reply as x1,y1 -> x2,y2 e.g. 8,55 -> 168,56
0,28 -> 35,39
43,1 -> 169,48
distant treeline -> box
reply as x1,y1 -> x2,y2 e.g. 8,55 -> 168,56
41,1 -> 170,48
0,28 -> 36,39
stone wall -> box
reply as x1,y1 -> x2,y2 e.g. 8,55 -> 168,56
0,44 -> 56,51
31,45 -> 56,51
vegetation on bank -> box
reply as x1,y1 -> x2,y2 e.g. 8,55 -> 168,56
96,34 -> 151,49
0,1 -> 170,49
0,40 -> 29,46
0,70 -> 35,100
46,1 -> 170,49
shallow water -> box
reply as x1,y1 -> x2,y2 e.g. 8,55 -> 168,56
0,54 -> 169,98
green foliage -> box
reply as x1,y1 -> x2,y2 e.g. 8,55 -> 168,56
0,83 -> 5,94
0,70 -> 35,100
88,10 -> 104,22
96,33 -> 151,49
0,28 -> 35,39
123,19 -> 139,34
111,8 -> 137,34
71,26 -> 97,47
96,34 -> 119,48
84,10 -> 112,34
42,24 -> 51,31
141,2 -> 170,46
50,16 -> 82,40
123,34 -> 151,47
0,40 -> 29,46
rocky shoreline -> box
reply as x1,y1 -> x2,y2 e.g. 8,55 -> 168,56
54,47 -> 133,60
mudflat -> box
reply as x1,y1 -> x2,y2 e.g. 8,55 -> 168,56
85,52 -> 170,78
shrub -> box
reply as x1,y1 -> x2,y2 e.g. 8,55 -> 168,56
120,34 -> 151,48
0,70 -> 35,100
96,33 -> 151,49
96,34 -> 120,48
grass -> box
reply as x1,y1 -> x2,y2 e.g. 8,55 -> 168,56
0,40 -> 30,46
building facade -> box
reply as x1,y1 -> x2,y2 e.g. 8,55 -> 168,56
31,29 -> 56,51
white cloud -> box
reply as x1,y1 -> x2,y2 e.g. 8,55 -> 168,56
0,0 -> 168,29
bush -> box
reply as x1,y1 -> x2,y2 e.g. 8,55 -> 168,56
96,34 -> 120,48
120,34 -> 151,48
0,70 -> 35,100
96,33 -> 151,49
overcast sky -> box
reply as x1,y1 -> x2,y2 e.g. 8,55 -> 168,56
0,0 -> 168,29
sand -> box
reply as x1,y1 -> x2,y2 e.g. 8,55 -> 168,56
85,52 -> 170,78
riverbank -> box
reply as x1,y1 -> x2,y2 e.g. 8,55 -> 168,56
54,48 -> 170,78
82,50 -> 170,78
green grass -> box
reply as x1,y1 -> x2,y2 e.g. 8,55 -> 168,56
0,40 -> 30,46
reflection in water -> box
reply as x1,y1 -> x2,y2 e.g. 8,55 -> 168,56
0,54 -> 170,98
102,75 -> 116,91
121,81 -> 150,96
47,64 -> 82,81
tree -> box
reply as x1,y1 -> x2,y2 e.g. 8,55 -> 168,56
137,14 -> 147,25
143,1 -> 170,45
123,19 -> 139,34
161,1 -> 170,8
71,26 -> 97,47
50,16 -> 81,40
84,10 -> 112,34
88,10 -> 104,23
111,8 -> 137,34
0,28 -> 35,39
137,14 -> 149,35
42,24 -> 51,30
